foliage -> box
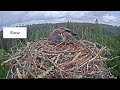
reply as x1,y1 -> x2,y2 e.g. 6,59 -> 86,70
0,49 -> 9,78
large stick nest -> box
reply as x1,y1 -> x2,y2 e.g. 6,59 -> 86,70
1,40 -> 116,79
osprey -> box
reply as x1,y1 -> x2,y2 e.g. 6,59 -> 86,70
48,27 -> 77,42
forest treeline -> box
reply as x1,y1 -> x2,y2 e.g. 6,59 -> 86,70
0,22 -> 120,78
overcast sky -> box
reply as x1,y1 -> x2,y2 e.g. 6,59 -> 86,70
0,11 -> 120,29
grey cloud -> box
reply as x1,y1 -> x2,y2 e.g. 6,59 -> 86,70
0,11 -> 120,28
0,11 -> 28,27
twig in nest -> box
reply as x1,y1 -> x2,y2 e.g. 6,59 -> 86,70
6,69 -> 10,79
43,50 -> 81,53
58,51 -> 81,66
58,52 -> 89,67
1,56 -> 21,66
37,66 -> 54,78
42,54 -> 66,78
16,68 -> 23,79
22,69 -> 26,78
16,60 -> 37,79
59,70 -> 64,78
55,53 -> 62,64
52,42 -> 65,49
